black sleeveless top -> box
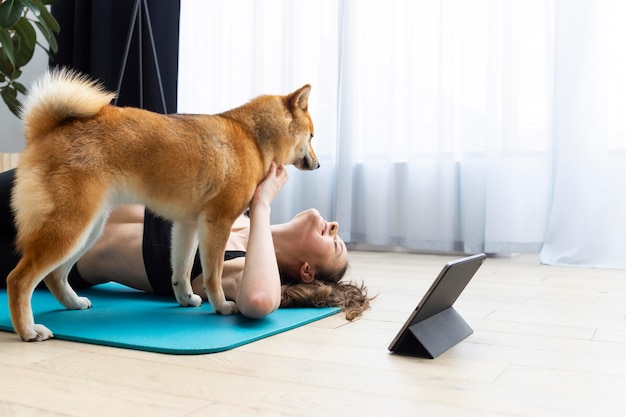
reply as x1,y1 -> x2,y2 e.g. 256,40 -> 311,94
143,209 -> 246,296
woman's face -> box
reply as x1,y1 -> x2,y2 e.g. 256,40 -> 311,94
285,209 -> 348,280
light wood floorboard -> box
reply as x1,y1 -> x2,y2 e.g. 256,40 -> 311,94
2,250 -> 626,416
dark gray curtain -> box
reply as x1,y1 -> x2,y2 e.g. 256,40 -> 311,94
51,0 -> 180,114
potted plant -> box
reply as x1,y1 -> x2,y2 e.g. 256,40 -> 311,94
0,0 -> 59,116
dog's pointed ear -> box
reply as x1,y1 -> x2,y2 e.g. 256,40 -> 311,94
289,84 -> 311,112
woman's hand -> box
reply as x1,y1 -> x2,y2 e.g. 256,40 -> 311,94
250,162 -> 288,211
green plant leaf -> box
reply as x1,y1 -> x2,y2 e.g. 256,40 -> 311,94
19,0 -> 39,17
0,47 -> 13,75
13,80 -> 26,94
22,0 -> 59,32
13,17 -> 35,66
0,0 -> 24,29
35,20 -> 57,53
0,27 -> 16,68
36,0 -> 59,33
0,0 -> 59,118
15,44 -> 34,68
1,84 -> 22,116
2,82 -> 16,97
41,5 -> 61,33
14,17 -> 36,49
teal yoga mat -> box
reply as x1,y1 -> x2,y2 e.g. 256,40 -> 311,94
0,283 -> 340,354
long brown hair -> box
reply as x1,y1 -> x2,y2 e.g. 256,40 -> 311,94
279,261 -> 373,320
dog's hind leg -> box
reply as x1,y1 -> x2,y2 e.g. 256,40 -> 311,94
6,257 -> 56,341
43,213 -> 109,310
7,205 -> 107,342
170,221 -> 203,307
7,239 -> 91,342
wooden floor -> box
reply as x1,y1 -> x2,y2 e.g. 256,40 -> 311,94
1,251 -> 625,416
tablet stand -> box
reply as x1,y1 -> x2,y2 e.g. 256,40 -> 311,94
391,307 -> 473,359
114,0 -> 168,113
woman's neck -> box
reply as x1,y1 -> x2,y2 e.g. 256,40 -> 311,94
270,222 -> 300,270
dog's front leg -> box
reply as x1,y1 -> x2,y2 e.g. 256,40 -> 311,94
198,217 -> 238,315
170,222 -> 203,307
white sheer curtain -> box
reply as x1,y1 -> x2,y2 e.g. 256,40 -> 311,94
540,1 -> 626,268
334,0 -> 553,255
179,0 -> 626,268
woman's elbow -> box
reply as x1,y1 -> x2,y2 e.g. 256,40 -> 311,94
237,292 -> 279,319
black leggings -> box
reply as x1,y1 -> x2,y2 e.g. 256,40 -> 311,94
0,169 -> 19,284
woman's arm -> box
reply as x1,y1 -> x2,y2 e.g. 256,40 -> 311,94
235,163 -> 288,318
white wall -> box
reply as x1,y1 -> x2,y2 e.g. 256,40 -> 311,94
0,46 -> 48,152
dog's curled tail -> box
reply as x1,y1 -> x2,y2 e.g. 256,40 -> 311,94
21,68 -> 117,141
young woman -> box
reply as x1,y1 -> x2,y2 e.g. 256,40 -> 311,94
0,164 -> 371,320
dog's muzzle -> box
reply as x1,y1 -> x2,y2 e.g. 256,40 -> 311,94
304,157 -> 320,170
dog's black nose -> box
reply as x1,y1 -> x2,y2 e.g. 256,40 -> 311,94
302,157 -> 320,170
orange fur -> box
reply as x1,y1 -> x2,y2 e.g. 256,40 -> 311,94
7,68 -> 318,341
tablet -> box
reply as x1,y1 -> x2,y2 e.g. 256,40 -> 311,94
388,253 -> 486,357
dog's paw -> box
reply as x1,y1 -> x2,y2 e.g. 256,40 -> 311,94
214,300 -> 238,315
58,294 -> 92,310
71,296 -> 92,310
177,293 -> 203,307
21,324 -> 54,342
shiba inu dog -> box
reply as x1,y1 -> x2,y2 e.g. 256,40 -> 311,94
7,68 -> 318,341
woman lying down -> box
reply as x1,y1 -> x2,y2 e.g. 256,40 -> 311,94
0,164 -> 371,320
